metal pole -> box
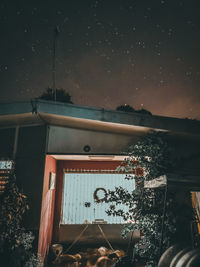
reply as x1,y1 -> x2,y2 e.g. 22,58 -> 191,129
159,185 -> 168,258
52,26 -> 59,101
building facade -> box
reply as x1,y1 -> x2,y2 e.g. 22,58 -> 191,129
0,100 -> 200,261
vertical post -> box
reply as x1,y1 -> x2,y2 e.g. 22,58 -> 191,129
159,185 -> 168,258
13,126 -> 19,160
52,26 -> 60,102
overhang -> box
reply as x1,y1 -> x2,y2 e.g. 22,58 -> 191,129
0,100 -> 200,136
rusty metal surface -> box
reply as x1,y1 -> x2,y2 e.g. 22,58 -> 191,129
59,224 -> 131,245
61,172 -> 135,224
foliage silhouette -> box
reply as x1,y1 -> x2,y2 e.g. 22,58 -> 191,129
38,87 -> 73,104
106,131 -> 193,266
0,174 -> 42,267
116,104 -> 152,115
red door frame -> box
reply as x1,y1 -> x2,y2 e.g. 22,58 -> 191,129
39,157 -> 141,260
38,155 -> 56,260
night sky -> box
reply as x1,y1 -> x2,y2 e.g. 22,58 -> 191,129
1,0 -> 200,119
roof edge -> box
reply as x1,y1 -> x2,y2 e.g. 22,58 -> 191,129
0,100 -> 200,136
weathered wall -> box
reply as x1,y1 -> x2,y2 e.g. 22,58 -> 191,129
59,224 -> 131,247
47,126 -> 200,174
15,125 -> 47,230
48,125 -> 139,154
168,134 -> 200,176
0,128 -> 15,158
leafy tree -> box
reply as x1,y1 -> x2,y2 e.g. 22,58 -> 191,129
0,174 -> 42,267
116,104 -> 136,113
38,87 -> 73,103
106,131 -> 192,266
116,104 -> 152,115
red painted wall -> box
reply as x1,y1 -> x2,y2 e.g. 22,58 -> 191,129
38,155 -> 56,260
53,160 -> 122,242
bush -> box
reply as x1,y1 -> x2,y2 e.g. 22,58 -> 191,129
106,132 -> 177,266
0,174 -> 41,267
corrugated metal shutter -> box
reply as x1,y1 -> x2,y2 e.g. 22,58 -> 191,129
61,173 -> 135,224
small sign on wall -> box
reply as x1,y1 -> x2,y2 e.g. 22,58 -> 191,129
0,160 -> 14,170
49,172 -> 56,190
0,160 -> 14,195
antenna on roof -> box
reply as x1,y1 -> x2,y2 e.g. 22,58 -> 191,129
52,17 -> 68,102
52,26 -> 60,102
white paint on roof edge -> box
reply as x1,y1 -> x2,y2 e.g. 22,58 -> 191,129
51,155 -> 126,161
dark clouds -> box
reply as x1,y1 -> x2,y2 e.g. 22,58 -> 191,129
0,0 -> 200,119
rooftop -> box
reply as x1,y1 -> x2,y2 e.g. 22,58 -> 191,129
0,100 -> 200,136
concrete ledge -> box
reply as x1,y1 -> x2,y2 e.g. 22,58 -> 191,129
0,100 -> 200,136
